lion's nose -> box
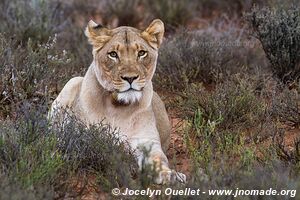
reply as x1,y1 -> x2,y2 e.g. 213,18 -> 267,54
121,75 -> 139,84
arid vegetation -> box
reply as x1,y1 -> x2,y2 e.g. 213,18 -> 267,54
0,0 -> 300,199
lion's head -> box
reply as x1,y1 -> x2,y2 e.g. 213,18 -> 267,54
85,19 -> 164,104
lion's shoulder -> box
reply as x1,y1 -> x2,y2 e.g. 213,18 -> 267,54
53,76 -> 83,108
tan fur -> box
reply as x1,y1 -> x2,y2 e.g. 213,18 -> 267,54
49,19 -> 186,184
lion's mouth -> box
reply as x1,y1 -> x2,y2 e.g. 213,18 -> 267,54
118,88 -> 140,93
117,86 -> 144,93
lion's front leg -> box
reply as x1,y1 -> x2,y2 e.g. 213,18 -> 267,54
129,109 -> 186,184
147,147 -> 187,184
131,140 -> 186,184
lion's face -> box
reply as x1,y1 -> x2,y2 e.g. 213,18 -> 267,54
85,20 -> 164,104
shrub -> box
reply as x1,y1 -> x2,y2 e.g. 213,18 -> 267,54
0,34 -> 72,117
51,112 -> 139,190
185,108 -> 249,169
178,80 -> 266,172
144,0 -> 196,29
178,80 -> 265,130
0,176 -> 54,200
247,5 -> 300,83
155,27 -> 264,91
197,0 -> 266,17
178,80 -> 299,200
155,32 -> 222,90
0,0 -> 66,44
274,131 -> 300,167
102,0 -> 144,27
0,102 -> 143,197
0,103 -> 65,195
182,116 -> 299,200
177,77 -> 287,175
56,25 -> 93,75
270,86 -> 300,127
0,0 -> 90,83
61,0 -> 101,22
175,161 -> 299,200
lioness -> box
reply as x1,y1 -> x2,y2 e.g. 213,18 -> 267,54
49,19 -> 186,184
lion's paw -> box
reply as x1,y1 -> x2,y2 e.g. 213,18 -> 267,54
155,169 -> 186,184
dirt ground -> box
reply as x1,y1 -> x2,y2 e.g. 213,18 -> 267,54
167,115 -> 191,176
167,113 -> 300,178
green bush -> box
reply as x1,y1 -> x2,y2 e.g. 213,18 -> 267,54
0,104 -> 65,196
185,108 -> 249,169
178,80 -> 299,200
178,80 -> 265,130
247,5 -> 300,83
170,79 -> 265,175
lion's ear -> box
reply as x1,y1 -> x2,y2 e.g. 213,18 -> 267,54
141,19 -> 164,49
85,20 -> 112,51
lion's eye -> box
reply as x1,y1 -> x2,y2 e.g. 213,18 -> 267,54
138,50 -> 147,58
108,51 -> 118,59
